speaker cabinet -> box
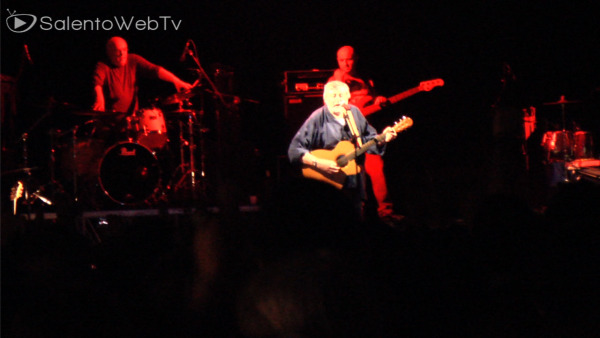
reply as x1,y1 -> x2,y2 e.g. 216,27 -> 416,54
284,69 -> 334,94
284,94 -> 323,142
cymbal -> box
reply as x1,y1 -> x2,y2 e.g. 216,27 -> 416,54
71,109 -> 122,117
2,167 -> 39,176
162,86 -> 203,105
168,109 -> 197,114
202,88 -> 259,104
166,109 -> 204,120
543,95 -> 582,106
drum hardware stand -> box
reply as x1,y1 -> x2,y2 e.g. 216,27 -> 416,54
35,128 -> 68,203
173,108 -> 206,200
188,39 -> 230,198
12,133 -> 53,218
9,98 -> 66,215
18,133 -> 34,214
125,115 -> 137,143
174,39 -> 228,202
71,124 -> 81,201
559,99 -> 570,182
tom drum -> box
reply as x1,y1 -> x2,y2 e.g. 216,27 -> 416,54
136,107 -> 168,149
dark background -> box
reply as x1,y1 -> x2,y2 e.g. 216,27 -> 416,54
2,2 -> 600,336
2,0 -> 599,218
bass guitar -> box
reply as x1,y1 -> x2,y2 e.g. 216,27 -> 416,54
302,116 -> 413,189
359,78 -> 444,117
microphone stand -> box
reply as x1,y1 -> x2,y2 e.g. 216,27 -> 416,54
180,40 -> 225,200
186,40 -> 227,107
343,109 -> 361,176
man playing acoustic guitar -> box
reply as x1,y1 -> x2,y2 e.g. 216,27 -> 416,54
288,80 -> 398,222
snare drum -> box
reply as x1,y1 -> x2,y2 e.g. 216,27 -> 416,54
99,142 -> 161,205
136,107 -> 168,149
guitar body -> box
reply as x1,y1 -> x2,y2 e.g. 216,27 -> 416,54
301,117 -> 413,189
302,140 -> 362,189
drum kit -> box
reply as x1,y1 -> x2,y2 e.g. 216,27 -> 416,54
6,86 -> 215,211
540,95 -> 595,162
3,40 -> 257,213
91,88 -> 214,206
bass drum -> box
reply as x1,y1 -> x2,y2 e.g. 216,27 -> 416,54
99,142 -> 161,205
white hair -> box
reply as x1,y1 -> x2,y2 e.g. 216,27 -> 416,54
323,80 -> 350,100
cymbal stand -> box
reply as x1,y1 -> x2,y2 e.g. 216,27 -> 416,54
559,100 -> 571,182
174,109 -> 204,200
14,133 -> 52,218
20,133 -> 32,206
40,129 -> 66,199
559,98 -> 567,133
178,120 -> 186,175
545,96 -> 573,183
198,117 -> 208,194
72,124 -> 80,201
187,110 -> 198,190
14,99 -> 63,212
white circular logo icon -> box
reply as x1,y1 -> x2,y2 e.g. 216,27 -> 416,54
6,9 -> 37,33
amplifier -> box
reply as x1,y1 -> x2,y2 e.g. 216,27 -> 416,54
284,93 -> 323,142
284,69 -> 334,94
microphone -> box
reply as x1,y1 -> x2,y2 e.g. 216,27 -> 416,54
179,41 -> 190,62
338,104 -> 350,123
341,104 -> 352,118
24,44 -> 33,64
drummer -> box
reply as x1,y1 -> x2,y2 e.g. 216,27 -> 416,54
92,36 -> 192,131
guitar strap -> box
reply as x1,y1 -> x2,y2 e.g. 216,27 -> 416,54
345,110 -> 363,147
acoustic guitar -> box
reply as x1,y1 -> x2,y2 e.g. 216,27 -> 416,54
302,116 -> 413,189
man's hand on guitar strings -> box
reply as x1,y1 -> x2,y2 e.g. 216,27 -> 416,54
318,159 -> 340,174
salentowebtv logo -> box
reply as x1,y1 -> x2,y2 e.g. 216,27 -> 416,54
5,9 -> 182,33
5,9 -> 37,33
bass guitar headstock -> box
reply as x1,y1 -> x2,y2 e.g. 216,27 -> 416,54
418,78 -> 444,92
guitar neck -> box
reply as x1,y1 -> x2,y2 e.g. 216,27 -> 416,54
337,116 -> 413,166
338,134 -> 385,165
388,87 -> 421,105
361,86 -> 422,116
